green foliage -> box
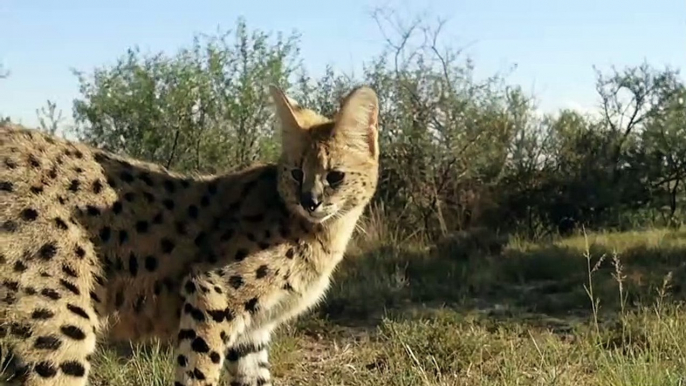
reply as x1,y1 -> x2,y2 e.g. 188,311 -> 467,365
67,15 -> 686,240
71,18 -> 301,173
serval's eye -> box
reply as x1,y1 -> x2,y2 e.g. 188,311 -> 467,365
291,169 -> 304,183
326,171 -> 345,187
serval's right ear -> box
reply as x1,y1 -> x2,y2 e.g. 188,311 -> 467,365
269,85 -> 304,137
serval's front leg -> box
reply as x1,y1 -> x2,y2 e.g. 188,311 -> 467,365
173,274 -> 239,386
225,327 -> 273,386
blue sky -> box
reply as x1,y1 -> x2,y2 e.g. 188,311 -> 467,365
2,0 -> 684,127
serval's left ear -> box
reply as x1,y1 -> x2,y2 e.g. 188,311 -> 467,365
334,86 -> 379,159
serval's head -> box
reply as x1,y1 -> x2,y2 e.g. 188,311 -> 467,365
270,85 -> 380,224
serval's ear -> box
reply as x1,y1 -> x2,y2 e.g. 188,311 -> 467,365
269,84 -> 304,132
334,85 -> 379,159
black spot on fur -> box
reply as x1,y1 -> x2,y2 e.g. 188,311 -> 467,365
61,264 -> 78,278
31,308 -> 54,320
175,221 -> 187,235
220,229 -> 234,241
4,158 -> 17,169
192,368 -> 206,380
21,208 -> 38,221
225,349 -> 239,362
188,205 -> 199,219
283,282 -> 295,292
207,308 -> 229,323
38,242 -> 58,260
92,180 -> 103,194
162,277 -> 176,292
241,179 -> 258,198
28,154 -> 41,168
200,195 -> 210,207
160,238 -> 175,253
120,171 -> 134,183
207,181 -> 218,195
144,255 -> 158,272
54,217 -> 68,230
34,361 -> 57,378
286,248 -> 295,259
112,201 -> 123,214
163,180 -> 176,193
163,198 -> 175,210
139,172 -> 154,186
205,252 -> 218,264
60,325 -> 86,340
13,260 -> 27,272
192,232 -> 207,248
115,291 -> 124,308
178,329 -> 196,341
60,361 -> 86,377
34,336 -> 62,350
244,214 -> 264,222
210,351 -> 221,364
3,280 -> 18,292
68,179 -> 80,192
0,181 -> 13,192
3,292 -> 16,304
244,298 -> 259,313
235,249 -> 248,261
135,220 -> 149,233
41,288 -> 61,300
153,281 -> 162,295
152,211 -> 164,224
229,275 -> 243,289
184,303 -> 205,322
60,280 -> 80,295
256,265 -> 269,279
10,323 -> 32,338
191,337 -> 210,353
100,226 -> 111,242
30,186 -> 43,194
128,253 -> 139,276
143,191 -> 155,203
2,220 -> 18,232
184,281 -> 196,294
123,192 -> 135,202
133,295 -> 145,313
66,304 -> 89,320
119,229 -> 129,244
177,355 -> 188,367
75,246 -> 86,259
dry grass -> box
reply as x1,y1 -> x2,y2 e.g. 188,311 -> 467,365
8,218 -> 686,385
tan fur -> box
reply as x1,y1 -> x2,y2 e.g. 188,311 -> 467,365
0,85 -> 380,385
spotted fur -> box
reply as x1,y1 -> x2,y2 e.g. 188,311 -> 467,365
0,85 -> 380,385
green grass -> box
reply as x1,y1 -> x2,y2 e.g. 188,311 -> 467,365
12,226 -> 686,385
